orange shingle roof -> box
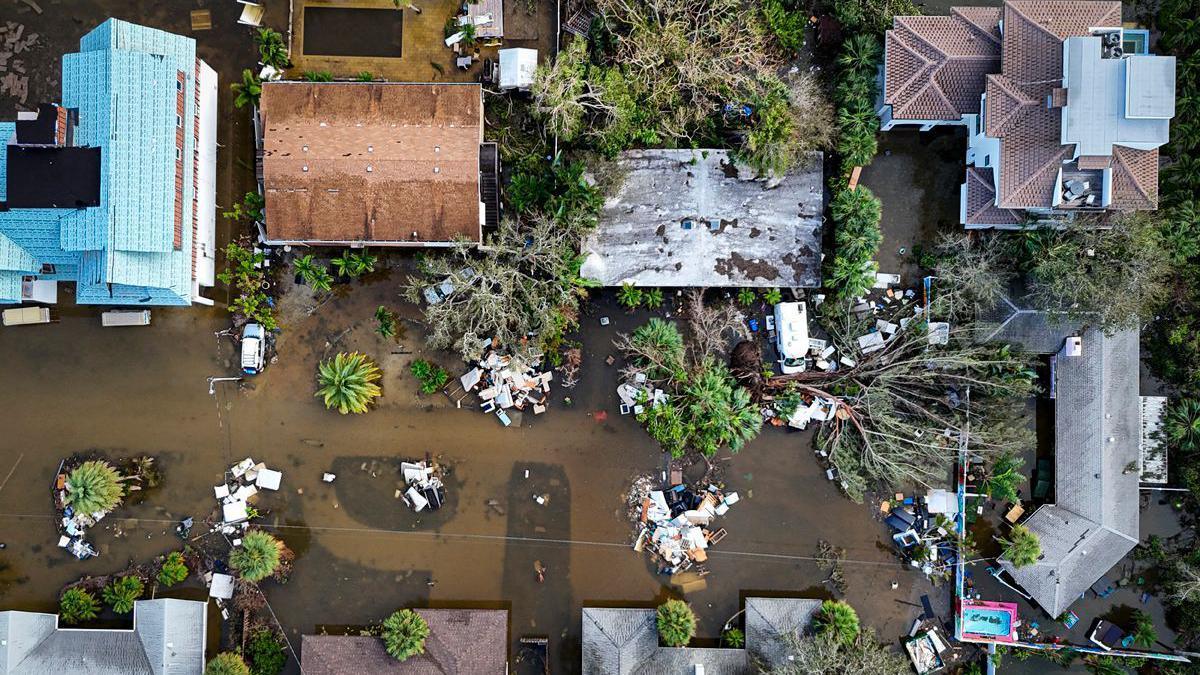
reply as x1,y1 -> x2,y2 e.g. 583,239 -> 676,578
260,82 -> 483,245
964,166 -> 1024,225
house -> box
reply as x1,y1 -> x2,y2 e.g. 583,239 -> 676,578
980,298 -> 1141,618
0,19 -> 218,306
582,597 -> 821,674
880,1 -> 1175,228
0,598 -> 207,674
300,608 -> 508,674
257,82 -> 498,248
580,149 -> 824,288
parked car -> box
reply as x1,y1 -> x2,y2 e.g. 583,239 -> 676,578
241,323 -> 266,375
774,301 -> 809,374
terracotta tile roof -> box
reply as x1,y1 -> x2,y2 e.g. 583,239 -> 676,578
1076,155 -> 1111,169
985,2 -> 1126,209
1110,146 -> 1159,210
301,609 -> 508,675
260,82 -> 483,245
964,167 -> 1024,225
883,10 -> 1000,120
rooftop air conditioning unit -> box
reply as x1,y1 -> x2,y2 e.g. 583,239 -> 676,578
1104,31 -> 1122,46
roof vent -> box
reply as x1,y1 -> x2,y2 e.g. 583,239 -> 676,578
302,145 -> 309,152
1064,336 -> 1082,356
434,167 -> 440,174
367,145 -> 374,153
366,165 -> 373,172
302,165 -> 309,172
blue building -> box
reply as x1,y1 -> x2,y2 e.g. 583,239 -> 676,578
0,19 -> 218,306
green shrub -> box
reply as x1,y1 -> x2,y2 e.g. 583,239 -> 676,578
828,186 -> 883,299
722,627 -> 745,647
158,551 -> 189,587
246,628 -> 288,675
230,530 -> 283,583
59,588 -> 99,624
375,306 -> 399,340
618,283 -> 643,309
656,599 -> 696,647
64,460 -> 125,514
410,359 -> 449,395
205,652 -> 250,675
761,0 -> 807,52
382,609 -> 430,661
102,575 -> 144,614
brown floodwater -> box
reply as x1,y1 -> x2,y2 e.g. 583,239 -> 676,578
0,268 -> 941,673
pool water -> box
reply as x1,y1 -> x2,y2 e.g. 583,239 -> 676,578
962,608 -> 1013,637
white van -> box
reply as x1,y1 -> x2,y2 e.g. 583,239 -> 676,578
241,323 -> 266,375
774,302 -> 809,374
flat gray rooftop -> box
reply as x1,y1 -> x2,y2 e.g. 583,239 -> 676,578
581,149 -> 824,288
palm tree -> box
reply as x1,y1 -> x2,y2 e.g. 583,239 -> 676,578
984,452 -> 1024,503
102,575 -> 144,614
836,35 -> 881,72
302,70 -> 334,82
376,306 -> 398,340
230,530 -> 283,583
348,250 -> 378,277
1000,524 -> 1042,568
737,288 -> 757,306
1131,609 -> 1156,648
617,283 -> 643,309
254,28 -> 290,69
64,460 -> 125,514
157,551 -> 189,587
382,609 -> 430,661
205,653 -> 250,675
643,288 -> 664,310
814,600 -> 861,645
330,254 -> 352,279
232,69 -> 262,109
316,352 -> 383,414
293,254 -> 320,286
656,599 -> 696,647
1167,398 -> 1200,454
357,71 -> 376,82
309,266 -> 334,294
59,588 -> 99,625
761,288 -> 783,305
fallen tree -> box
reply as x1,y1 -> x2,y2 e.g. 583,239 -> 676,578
763,290 -> 1038,501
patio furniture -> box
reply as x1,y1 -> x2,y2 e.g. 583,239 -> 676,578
237,1 -> 265,27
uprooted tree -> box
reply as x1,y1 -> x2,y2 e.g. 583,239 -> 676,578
615,292 -> 761,459
761,288 -> 1038,502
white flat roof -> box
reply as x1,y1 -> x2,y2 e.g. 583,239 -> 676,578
1126,54 -> 1176,119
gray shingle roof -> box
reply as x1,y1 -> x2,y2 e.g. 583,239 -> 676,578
301,609 -> 508,675
995,326 -> 1141,617
580,149 -> 824,288
976,294 -> 1083,354
582,598 -> 821,674
0,599 -> 206,675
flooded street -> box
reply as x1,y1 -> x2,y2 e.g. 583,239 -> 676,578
0,270 -> 938,672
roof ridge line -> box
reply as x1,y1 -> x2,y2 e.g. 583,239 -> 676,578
998,145 -> 1070,208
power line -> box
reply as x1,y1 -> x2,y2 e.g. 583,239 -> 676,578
0,512 -> 902,568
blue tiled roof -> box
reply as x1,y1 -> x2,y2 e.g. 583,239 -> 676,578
0,18 -> 200,306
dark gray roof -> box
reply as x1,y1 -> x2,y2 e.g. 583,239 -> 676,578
0,599 -> 207,675
301,609 -> 508,675
582,598 -> 821,674
580,149 -> 824,288
976,294 -> 1083,354
998,326 -> 1141,617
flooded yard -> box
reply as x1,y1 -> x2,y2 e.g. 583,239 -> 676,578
0,264 -> 943,672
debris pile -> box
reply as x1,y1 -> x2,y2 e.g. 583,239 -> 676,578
54,470 -> 100,559
400,460 -> 446,512
632,481 -> 737,576
213,456 -> 283,533
0,22 -> 39,105
616,373 -> 669,416
454,344 -> 552,426
883,488 -> 960,579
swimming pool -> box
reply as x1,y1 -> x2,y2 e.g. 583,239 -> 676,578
962,607 -> 1013,637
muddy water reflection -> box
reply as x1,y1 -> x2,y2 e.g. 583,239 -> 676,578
0,283 -> 937,673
